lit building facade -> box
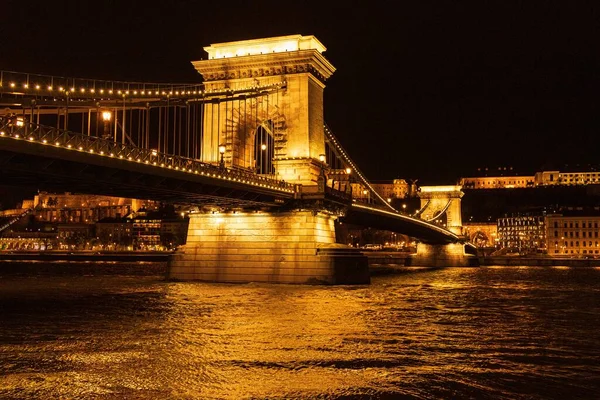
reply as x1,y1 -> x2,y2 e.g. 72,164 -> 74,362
461,175 -> 535,189
497,214 -> 546,253
31,192 -> 156,224
545,212 -> 600,256
351,179 -> 416,201
462,168 -> 600,189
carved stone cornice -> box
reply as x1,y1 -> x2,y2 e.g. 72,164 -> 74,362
191,50 -> 336,83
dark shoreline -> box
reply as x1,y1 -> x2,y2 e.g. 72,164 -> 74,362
0,251 -> 171,262
364,251 -> 600,268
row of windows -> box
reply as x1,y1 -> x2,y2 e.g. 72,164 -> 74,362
554,249 -> 599,254
499,226 -> 544,230
552,221 -> 599,228
553,241 -> 599,247
498,221 -> 544,226
553,231 -> 599,238
560,173 -> 600,177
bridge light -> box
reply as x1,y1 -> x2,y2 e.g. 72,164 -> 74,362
261,143 -> 267,151
102,111 -> 112,121
219,144 -> 226,169
345,167 -> 352,174
319,154 -> 326,162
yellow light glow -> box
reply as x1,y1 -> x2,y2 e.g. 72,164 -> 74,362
102,111 -> 112,121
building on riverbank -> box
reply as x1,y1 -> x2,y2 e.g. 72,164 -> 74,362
545,208 -> 600,257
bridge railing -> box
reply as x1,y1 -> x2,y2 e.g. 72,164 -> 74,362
0,117 -> 296,195
0,69 -> 286,101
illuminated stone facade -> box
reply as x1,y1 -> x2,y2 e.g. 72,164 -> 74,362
546,212 -> 600,256
461,169 -> 600,189
169,210 -> 369,284
463,223 -> 498,248
418,186 -> 464,235
31,192 -> 155,224
461,175 -> 535,189
192,34 -> 336,186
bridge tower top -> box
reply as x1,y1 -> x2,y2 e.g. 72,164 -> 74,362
202,34 -> 327,59
191,34 -> 336,187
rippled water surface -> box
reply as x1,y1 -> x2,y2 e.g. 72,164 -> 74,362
1,265 -> 599,399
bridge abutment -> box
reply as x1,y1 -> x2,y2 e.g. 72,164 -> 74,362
407,242 -> 479,267
168,210 -> 369,284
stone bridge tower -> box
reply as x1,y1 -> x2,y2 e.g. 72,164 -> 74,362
192,34 -> 336,186
417,185 -> 464,235
169,35 -> 369,285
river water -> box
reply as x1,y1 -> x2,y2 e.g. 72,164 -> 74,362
0,264 -> 599,399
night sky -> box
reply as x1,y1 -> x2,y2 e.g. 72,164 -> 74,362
1,0 -> 599,185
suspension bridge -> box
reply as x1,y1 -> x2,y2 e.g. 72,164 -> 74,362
0,34 -> 477,284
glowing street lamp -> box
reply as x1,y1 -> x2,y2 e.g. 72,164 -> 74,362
218,144 -> 226,169
319,154 -> 326,163
261,143 -> 267,151
101,110 -> 112,140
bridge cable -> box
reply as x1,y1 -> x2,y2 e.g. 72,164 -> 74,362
323,124 -> 397,212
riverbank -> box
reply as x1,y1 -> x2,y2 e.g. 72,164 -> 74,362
0,251 -> 172,262
364,251 -> 600,269
480,255 -> 600,267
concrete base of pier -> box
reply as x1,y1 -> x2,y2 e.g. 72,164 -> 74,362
407,242 -> 479,267
168,210 -> 369,284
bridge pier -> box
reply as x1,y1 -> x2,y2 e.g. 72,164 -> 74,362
168,210 -> 370,284
407,242 -> 479,267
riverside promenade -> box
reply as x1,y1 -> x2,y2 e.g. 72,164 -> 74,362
364,251 -> 600,268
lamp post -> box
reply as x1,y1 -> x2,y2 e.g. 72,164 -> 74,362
345,167 -> 352,193
101,111 -> 112,140
218,144 -> 226,169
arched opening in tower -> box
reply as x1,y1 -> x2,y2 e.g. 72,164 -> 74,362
254,120 -> 275,176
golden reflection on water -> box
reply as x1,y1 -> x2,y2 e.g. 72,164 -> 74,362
0,267 -> 600,399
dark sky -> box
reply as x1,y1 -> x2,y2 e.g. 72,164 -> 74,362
1,0 -> 599,185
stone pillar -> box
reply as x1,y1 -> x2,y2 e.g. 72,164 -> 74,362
168,210 -> 369,285
407,242 -> 479,267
